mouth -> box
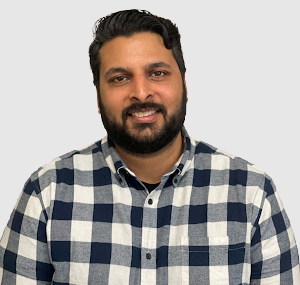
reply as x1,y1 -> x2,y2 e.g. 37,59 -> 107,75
129,108 -> 160,118
122,103 -> 166,124
127,107 -> 162,124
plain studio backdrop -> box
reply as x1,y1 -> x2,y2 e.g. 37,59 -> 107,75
0,1 -> 299,243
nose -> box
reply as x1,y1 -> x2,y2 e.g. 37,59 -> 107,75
129,75 -> 153,102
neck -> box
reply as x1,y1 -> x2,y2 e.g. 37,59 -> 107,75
115,132 -> 184,184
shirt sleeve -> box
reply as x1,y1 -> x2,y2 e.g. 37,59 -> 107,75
0,176 -> 54,284
250,176 -> 300,284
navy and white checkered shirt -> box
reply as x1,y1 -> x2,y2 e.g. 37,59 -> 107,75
0,128 -> 299,284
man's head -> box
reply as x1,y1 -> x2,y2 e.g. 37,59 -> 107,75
89,10 -> 187,154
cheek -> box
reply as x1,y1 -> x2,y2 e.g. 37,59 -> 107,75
100,98 -> 122,121
100,90 -> 123,112
161,85 -> 183,106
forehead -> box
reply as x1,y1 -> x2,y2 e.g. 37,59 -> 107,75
99,32 -> 178,73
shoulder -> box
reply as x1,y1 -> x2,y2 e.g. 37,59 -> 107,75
193,139 -> 264,171
28,139 -> 103,192
192,139 -> 273,194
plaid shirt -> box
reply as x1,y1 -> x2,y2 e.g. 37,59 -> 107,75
0,128 -> 299,285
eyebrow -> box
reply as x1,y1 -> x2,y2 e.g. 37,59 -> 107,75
145,61 -> 171,70
104,61 -> 172,79
104,67 -> 129,79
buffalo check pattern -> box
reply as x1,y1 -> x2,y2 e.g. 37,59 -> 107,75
0,127 -> 299,285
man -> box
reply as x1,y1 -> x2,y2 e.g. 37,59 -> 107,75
0,9 -> 299,285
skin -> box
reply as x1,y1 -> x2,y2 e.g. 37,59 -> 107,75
97,32 -> 188,183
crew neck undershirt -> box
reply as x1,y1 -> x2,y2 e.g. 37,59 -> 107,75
142,181 -> 160,193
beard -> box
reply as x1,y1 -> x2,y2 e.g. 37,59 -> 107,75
99,86 -> 186,155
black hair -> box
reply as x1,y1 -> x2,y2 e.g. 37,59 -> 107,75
89,9 -> 186,96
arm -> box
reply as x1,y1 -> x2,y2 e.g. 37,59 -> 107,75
0,176 -> 54,284
250,177 -> 300,284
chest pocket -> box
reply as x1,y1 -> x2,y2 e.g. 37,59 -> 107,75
181,236 -> 246,285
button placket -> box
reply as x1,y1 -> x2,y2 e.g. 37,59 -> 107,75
141,192 -> 159,275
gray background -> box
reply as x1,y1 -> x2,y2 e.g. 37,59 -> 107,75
0,1 -> 299,243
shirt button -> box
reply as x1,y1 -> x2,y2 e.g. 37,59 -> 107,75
146,252 -> 151,260
174,178 -> 178,184
148,199 -> 153,205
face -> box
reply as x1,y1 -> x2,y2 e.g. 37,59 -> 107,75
98,32 -> 187,154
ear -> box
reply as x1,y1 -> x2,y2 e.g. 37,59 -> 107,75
96,88 -> 101,114
183,74 -> 188,102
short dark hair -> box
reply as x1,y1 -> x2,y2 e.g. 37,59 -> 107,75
89,9 -> 186,95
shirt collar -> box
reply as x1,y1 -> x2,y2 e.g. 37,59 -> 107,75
100,126 -> 196,183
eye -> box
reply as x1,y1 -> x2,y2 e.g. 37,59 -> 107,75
151,71 -> 166,77
112,76 -> 127,82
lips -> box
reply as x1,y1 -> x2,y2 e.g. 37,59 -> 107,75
122,102 -> 166,123
128,108 -> 160,123
129,109 -> 159,118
